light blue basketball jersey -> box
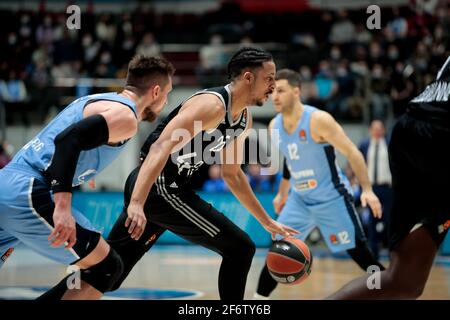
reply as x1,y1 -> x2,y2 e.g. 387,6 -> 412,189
272,105 -> 352,204
9,92 -> 136,187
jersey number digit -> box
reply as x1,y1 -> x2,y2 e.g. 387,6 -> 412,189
287,143 -> 300,160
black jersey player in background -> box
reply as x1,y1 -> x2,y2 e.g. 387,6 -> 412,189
328,56 -> 450,299
105,47 -> 298,300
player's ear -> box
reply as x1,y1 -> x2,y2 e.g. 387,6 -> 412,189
293,86 -> 301,97
152,84 -> 161,99
243,71 -> 254,84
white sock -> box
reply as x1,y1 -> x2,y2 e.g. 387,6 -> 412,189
253,292 -> 270,300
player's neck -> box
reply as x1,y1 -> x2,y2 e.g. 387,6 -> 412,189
229,83 -> 250,121
120,89 -> 144,119
282,102 -> 303,125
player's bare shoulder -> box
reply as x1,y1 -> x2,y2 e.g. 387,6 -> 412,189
310,110 -> 337,142
84,99 -> 138,141
180,92 -> 226,126
84,100 -> 136,121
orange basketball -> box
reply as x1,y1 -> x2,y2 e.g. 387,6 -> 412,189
266,238 -> 313,285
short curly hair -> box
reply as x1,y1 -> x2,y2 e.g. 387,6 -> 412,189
125,55 -> 175,94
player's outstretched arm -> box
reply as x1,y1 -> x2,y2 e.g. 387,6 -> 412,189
127,95 -> 225,240
311,111 -> 382,218
221,113 -> 298,239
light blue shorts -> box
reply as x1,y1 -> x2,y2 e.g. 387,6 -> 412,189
0,165 -> 100,268
277,192 -> 366,253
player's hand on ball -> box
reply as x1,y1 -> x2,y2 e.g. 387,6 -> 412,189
126,202 -> 147,240
360,190 -> 382,219
273,193 -> 288,214
265,220 -> 299,240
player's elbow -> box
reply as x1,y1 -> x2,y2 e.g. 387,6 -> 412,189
149,139 -> 174,159
346,147 -> 364,164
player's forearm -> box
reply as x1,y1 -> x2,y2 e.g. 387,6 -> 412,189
130,142 -> 171,206
347,149 -> 372,191
277,178 -> 290,197
53,192 -> 72,210
223,169 -> 271,225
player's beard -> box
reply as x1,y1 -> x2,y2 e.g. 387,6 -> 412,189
142,105 -> 157,122
255,91 -> 272,107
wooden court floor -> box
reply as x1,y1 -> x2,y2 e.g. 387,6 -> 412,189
1,245 -> 449,300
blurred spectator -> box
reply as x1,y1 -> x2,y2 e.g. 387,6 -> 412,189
0,70 -> 29,125
202,164 -> 228,192
246,164 -> 272,192
197,34 -> 228,87
386,44 -> 400,65
354,23 -> 373,44
386,7 -> 408,39
28,59 -> 55,122
96,14 -> 117,46
136,32 -> 161,58
414,0 -> 439,16
81,33 -> 102,75
94,52 -> 116,78
329,10 -> 355,44
0,142 -> 11,169
327,60 -> 358,119
36,14 -> 55,45
389,61 -> 415,117
358,120 -> 393,260
369,64 -> 392,122
313,60 -> 338,109
368,40 -> 386,67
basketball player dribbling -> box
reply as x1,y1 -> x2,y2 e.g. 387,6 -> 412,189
328,56 -> 450,299
102,47 -> 298,301
254,69 -> 385,299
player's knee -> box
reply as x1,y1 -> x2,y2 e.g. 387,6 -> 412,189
81,247 -> 124,293
242,236 -> 256,260
223,232 -> 255,261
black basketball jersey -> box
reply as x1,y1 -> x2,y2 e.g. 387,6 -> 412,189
140,84 -> 249,192
407,56 -> 450,127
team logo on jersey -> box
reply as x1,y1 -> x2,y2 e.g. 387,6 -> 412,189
330,234 -> 339,245
294,179 -> 318,191
299,129 -> 307,143
438,220 -> 450,234
1,248 -> 14,262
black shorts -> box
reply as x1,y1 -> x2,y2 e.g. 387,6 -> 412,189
106,167 -> 254,290
388,113 -> 450,250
